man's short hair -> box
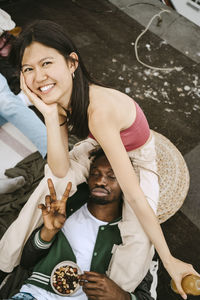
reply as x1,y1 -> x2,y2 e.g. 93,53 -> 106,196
89,146 -> 105,164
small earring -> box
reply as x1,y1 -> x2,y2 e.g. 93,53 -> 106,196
72,73 -> 75,79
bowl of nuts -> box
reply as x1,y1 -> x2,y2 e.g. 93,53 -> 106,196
51,261 -> 82,296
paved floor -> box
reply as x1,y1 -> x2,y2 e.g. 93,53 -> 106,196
1,0 -> 200,299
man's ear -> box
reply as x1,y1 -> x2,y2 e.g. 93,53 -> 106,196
68,52 -> 79,73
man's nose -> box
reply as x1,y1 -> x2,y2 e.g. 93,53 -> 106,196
96,175 -> 107,186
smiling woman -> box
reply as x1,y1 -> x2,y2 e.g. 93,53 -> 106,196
21,42 -> 75,106
6,19 -> 199,299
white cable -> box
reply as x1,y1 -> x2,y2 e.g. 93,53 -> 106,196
134,9 -> 183,71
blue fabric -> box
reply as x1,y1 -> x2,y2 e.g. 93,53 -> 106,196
10,292 -> 36,299
0,73 -> 47,157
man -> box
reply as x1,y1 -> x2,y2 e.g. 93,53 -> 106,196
11,148 -> 156,300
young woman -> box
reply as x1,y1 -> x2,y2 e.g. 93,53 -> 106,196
10,20 -> 198,299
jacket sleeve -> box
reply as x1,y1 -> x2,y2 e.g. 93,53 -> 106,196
20,226 -> 56,269
132,269 -> 156,300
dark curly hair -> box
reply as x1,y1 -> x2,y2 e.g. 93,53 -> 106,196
89,146 -> 106,164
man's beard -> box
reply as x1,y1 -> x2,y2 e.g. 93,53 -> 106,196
89,195 -> 110,205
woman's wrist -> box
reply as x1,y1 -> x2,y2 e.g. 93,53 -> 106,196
161,252 -> 173,267
44,112 -> 60,127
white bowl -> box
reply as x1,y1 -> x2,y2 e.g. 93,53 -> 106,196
50,261 -> 82,296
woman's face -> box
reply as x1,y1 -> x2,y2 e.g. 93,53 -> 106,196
21,42 -> 75,107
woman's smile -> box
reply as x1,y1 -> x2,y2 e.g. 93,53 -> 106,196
38,83 -> 55,93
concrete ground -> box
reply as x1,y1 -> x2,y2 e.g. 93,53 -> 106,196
1,0 -> 200,299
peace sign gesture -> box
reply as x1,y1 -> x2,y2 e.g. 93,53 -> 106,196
39,179 -> 72,242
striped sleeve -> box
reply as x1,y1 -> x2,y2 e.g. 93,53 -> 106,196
130,293 -> 137,300
33,230 -> 54,250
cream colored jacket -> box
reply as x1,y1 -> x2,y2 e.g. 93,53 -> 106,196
0,138 -> 154,292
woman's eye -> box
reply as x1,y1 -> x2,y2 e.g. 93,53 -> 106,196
43,61 -> 52,67
22,67 -> 33,73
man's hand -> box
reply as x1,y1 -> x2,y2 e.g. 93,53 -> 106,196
79,271 -> 130,300
39,178 -> 72,241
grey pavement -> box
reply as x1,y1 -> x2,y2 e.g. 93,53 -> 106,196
109,0 -> 200,63
110,0 -> 200,230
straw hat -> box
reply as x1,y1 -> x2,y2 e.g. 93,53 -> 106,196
0,9 -> 15,36
153,130 -> 190,223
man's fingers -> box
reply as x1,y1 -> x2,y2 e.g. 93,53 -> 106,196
38,203 -> 48,216
47,178 -> 57,201
83,271 -> 100,276
82,285 -> 101,299
54,215 -> 66,228
61,182 -> 72,202
81,282 -> 99,289
45,195 -> 51,211
38,204 -> 45,210
47,179 -> 71,203
50,201 -> 66,216
39,195 -> 51,213
80,271 -> 102,283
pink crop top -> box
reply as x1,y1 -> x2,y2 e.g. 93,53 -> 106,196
88,101 -> 150,152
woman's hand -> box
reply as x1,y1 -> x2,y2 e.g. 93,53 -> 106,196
164,256 -> 200,299
39,179 -> 72,241
20,72 -> 58,118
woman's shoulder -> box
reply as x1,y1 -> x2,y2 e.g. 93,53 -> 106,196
89,84 -> 132,110
88,85 -> 135,129
88,85 -> 120,119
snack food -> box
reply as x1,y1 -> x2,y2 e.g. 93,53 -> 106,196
51,261 -> 81,296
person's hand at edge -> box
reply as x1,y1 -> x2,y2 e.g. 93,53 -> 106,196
164,256 -> 200,299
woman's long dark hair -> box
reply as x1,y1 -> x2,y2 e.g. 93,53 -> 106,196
9,20 -> 100,139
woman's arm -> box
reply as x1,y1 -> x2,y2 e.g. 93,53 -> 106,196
89,109 -> 199,300
20,74 -> 70,177
44,107 -> 69,177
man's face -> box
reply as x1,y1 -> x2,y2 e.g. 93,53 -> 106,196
88,155 -> 122,205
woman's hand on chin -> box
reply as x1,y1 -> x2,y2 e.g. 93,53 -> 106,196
20,72 -> 58,117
